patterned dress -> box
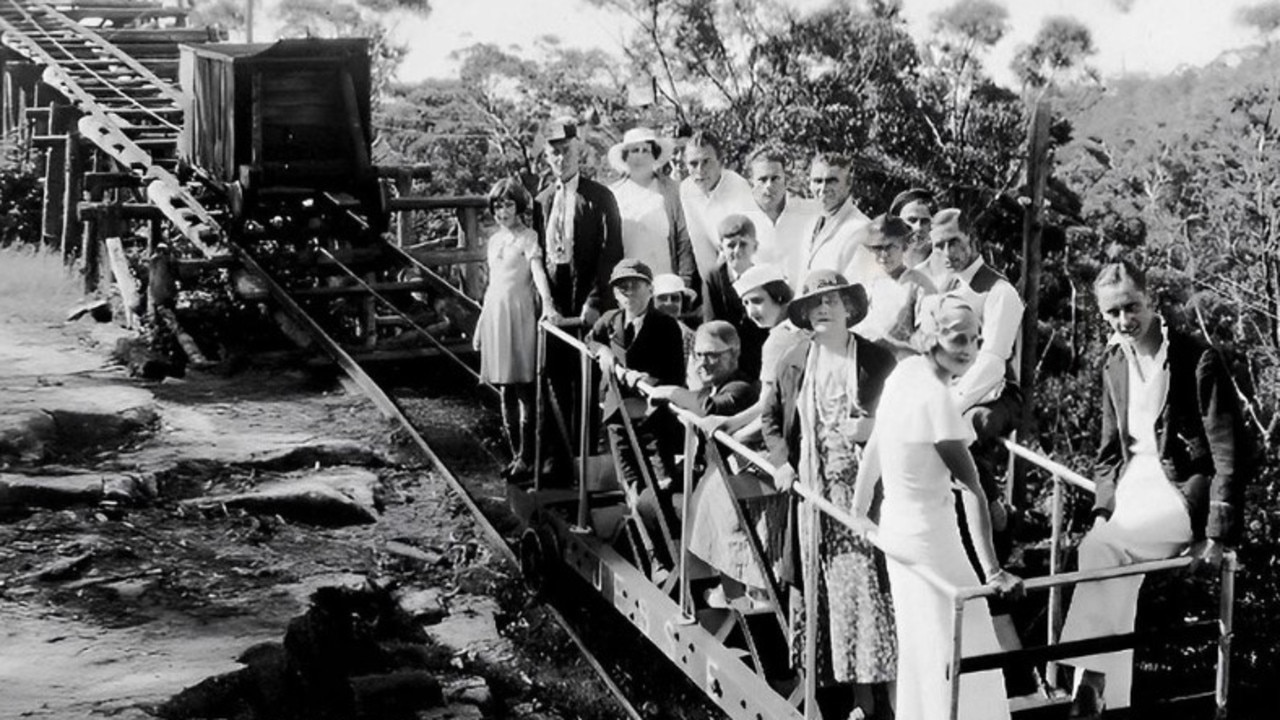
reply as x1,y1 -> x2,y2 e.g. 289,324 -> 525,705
791,339 -> 898,686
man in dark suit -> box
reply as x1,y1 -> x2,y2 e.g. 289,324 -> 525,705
588,259 -> 686,572
702,213 -> 768,379
533,116 -> 624,326
1060,260 -> 1250,716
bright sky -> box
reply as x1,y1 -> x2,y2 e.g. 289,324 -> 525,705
373,0 -> 1261,87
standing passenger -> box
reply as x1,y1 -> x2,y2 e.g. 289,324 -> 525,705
1059,260 -> 1249,715
474,178 -> 558,481
679,130 -> 757,284
744,145 -> 818,287
855,214 -> 937,357
761,269 -> 897,720
800,154 -> 876,290
853,294 -> 1023,720
607,127 -> 697,292
651,272 -> 700,390
703,214 -> 768,379
533,116 -> 624,326
891,187 -> 942,283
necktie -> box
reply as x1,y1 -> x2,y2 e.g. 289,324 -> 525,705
623,321 -> 636,347
548,185 -> 569,263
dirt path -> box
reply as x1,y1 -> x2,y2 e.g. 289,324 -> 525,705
0,319 -> 624,720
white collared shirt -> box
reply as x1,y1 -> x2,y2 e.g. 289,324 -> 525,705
1111,320 -> 1170,457
946,256 -> 1025,411
680,170 -> 757,280
799,196 -> 875,290
546,174 -> 580,265
748,195 -> 819,288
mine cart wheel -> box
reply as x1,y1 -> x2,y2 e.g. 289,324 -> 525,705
519,523 -> 560,597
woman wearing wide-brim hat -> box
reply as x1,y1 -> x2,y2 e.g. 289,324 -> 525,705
761,268 -> 899,718
608,127 -> 698,298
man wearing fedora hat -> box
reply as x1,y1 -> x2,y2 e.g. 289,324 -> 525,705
608,127 -> 697,293
534,116 -> 624,327
679,130 -> 757,283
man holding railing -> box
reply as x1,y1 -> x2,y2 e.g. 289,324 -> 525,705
1060,260 -> 1250,717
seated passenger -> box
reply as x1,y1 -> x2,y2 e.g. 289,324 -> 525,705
639,322 -> 758,573
696,264 -> 805,443
854,214 -> 937,359
589,259 -> 686,569
651,272 -> 701,390
702,213 -> 769,379
1060,260 -> 1250,716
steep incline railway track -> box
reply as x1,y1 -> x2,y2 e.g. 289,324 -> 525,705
0,3 -> 648,717
0,0 -> 221,253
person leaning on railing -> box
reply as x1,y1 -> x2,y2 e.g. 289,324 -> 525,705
1059,259 -> 1253,717
852,293 -> 1024,720
760,269 -> 898,720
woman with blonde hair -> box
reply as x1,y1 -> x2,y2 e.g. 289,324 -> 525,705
853,294 -> 1023,720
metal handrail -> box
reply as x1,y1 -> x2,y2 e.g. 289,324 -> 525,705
535,319 -> 1237,720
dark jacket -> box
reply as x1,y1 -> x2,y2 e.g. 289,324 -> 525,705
702,261 -> 768,379
589,306 -> 686,417
534,177 -> 624,317
1094,328 -> 1251,543
761,334 -> 897,471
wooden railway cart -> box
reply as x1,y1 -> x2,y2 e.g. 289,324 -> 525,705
177,38 -> 378,219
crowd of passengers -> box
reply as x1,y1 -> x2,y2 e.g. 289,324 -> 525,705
469,116 -> 1251,720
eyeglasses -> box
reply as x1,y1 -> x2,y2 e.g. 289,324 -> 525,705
693,348 -> 731,362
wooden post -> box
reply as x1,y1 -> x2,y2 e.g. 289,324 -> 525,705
1016,100 -> 1052,500
460,206 -> 483,299
61,133 -> 83,262
105,236 -> 141,329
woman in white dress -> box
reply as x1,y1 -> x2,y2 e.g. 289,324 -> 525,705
852,294 -> 1023,720
473,178 -> 557,481
607,128 -> 697,293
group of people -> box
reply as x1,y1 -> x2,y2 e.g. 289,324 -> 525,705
469,116 -> 1250,720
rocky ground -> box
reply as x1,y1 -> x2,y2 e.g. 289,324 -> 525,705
0,319 -> 626,720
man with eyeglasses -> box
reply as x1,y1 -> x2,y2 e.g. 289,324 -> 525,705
854,214 -> 937,357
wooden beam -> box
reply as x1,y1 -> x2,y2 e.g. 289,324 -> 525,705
1016,99 -> 1053,501
387,195 -> 489,211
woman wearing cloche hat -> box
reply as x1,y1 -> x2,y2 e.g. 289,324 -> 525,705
761,268 -> 899,718
608,127 -> 697,296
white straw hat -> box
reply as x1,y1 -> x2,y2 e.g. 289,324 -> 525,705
607,127 -> 675,175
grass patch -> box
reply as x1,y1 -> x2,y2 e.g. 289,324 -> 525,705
0,244 -> 84,323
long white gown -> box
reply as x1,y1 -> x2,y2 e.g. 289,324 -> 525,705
873,356 -> 1010,720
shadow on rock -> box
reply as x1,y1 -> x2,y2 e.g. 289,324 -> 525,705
157,581 -> 453,720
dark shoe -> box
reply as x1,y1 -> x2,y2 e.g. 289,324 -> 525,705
1069,671 -> 1106,719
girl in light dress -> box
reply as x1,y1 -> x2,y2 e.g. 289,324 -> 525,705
852,294 -> 1023,720
473,178 -> 557,481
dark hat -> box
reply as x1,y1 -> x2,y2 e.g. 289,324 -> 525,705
718,213 -> 756,239
609,258 -> 653,286
863,214 -> 912,246
544,116 -> 578,143
787,269 -> 868,330
890,187 -> 934,216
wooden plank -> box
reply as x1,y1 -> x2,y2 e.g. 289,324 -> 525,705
387,195 -> 489,211
104,236 -> 139,328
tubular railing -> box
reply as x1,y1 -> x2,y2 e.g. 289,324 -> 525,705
534,320 -> 1236,720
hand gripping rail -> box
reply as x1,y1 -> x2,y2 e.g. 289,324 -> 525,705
536,320 -> 1237,719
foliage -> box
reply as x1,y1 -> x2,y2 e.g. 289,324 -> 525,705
1011,15 -> 1098,90
0,244 -> 83,323
1236,0 -> 1280,37
0,147 -> 43,248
